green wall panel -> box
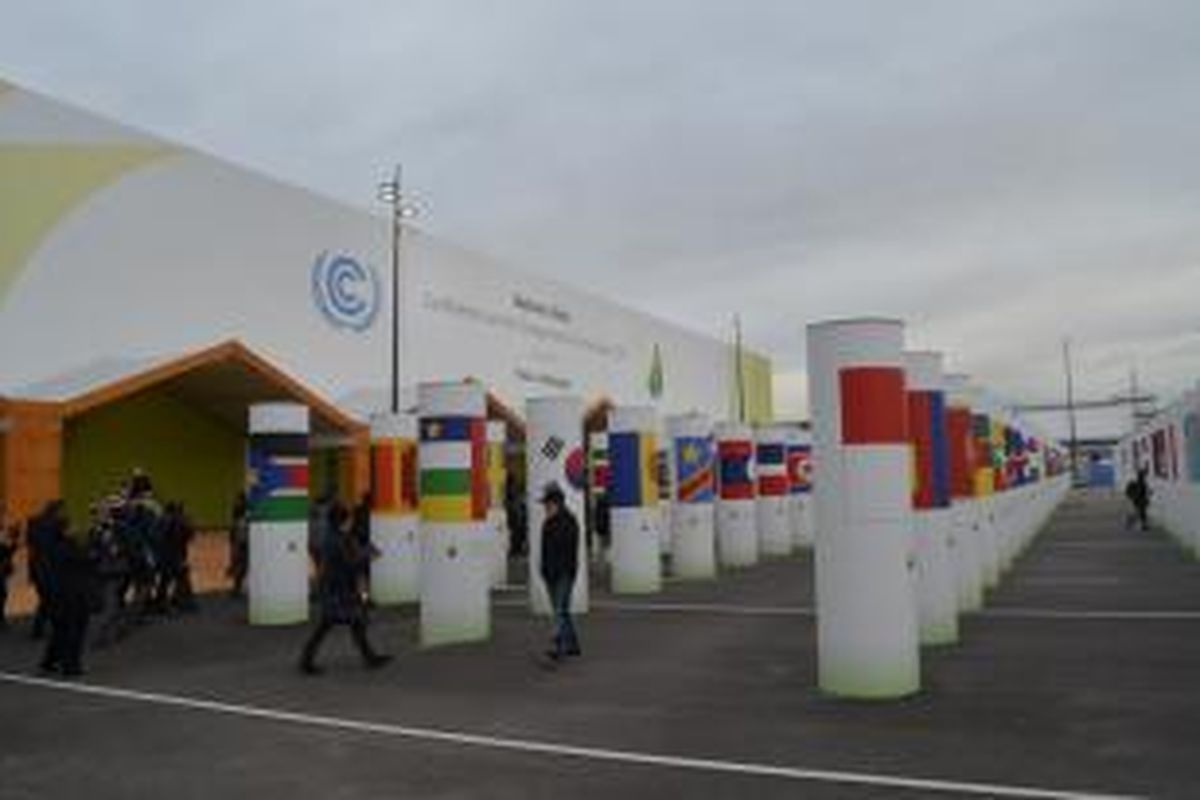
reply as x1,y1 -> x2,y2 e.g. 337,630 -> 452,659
63,390 -> 244,530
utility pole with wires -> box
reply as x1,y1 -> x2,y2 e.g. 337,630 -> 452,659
1063,338 -> 1079,482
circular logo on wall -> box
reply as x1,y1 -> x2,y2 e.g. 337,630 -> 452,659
311,251 -> 380,332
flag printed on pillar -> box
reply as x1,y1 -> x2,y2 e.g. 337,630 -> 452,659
371,439 -> 418,515
840,367 -> 907,444
907,390 -> 950,509
675,436 -> 715,503
756,440 -> 789,496
608,430 -> 658,508
946,407 -> 975,498
718,439 -> 755,500
990,420 -> 1007,492
589,435 -> 610,498
248,433 -> 309,522
487,433 -> 506,509
972,413 -> 994,496
419,416 -> 488,522
787,443 -> 812,494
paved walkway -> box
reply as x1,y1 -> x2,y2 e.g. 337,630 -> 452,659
0,491 -> 1197,798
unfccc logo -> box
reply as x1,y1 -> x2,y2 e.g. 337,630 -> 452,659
311,251 -> 380,332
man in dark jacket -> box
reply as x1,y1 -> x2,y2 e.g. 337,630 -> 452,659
27,503 -> 60,640
539,482 -> 581,661
298,503 -> 391,675
38,504 -> 94,677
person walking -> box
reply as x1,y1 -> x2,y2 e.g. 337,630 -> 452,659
539,482 -> 581,662
298,503 -> 392,675
1124,467 -> 1152,531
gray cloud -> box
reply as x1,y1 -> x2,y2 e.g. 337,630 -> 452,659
3,0 -> 1199,435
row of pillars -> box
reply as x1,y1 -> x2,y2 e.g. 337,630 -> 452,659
242,385 -> 818,645
245,317 -> 1071,698
809,318 -> 1072,698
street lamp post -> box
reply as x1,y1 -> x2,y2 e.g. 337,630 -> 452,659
377,165 -> 418,414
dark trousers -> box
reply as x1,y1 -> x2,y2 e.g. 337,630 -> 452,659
42,603 -> 89,675
546,576 -> 579,656
31,580 -> 50,639
1126,504 -> 1149,530
300,617 -> 378,667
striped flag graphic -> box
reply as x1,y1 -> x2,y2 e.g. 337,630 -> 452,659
371,438 -> 418,515
248,433 -> 309,522
907,390 -> 950,509
756,441 -> 789,496
946,407 -> 976,498
675,436 -> 714,504
608,431 -> 658,508
419,415 -> 488,522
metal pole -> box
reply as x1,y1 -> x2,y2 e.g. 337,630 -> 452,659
1063,338 -> 1079,482
734,314 -> 746,424
390,165 -> 401,414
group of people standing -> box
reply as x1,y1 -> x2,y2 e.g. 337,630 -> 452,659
0,470 -> 196,677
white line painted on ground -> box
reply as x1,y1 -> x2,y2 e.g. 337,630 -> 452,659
495,598 -> 814,616
497,598 -> 1200,621
0,671 -> 1137,800
981,608 -> 1200,621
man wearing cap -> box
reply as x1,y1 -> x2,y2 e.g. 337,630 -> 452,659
539,482 -> 581,661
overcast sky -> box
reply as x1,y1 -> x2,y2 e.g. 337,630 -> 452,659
3,1 -> 1199,432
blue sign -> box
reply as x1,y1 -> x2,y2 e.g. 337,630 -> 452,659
311,251 -> 380,332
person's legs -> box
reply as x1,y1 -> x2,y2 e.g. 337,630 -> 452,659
61,608 -> 88,676
1137,504 -> 1149,531
349,618 -> 391,667
551,577 -> 579,656
299,618 -> 334,672
40,604 -> 64,671
31,581 -> 48,640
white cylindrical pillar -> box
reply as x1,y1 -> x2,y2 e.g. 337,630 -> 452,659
608,405 -> 661,593
755,425 -> 793,557
247,402 -> 310,626
368,413 -> 420,606
786,427 -> 814,550
417,382 -> 491,647
666,413 -> 716,579
526,396 -> 589,614
808,318 -> 919,698
903,351 -> 958,646
714,421 -> 758,568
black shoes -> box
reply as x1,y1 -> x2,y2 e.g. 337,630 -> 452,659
365,654 -> 393,670
299,662 -> 324,676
